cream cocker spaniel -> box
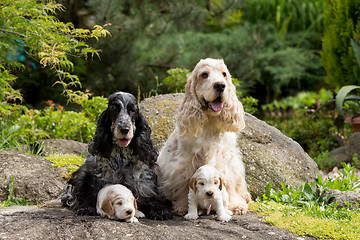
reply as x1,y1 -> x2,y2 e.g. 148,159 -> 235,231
185,165 -> 232,222
157,58 -> 251,216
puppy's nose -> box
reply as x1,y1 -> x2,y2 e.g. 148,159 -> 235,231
120,128 -> 130,135
206,191 -> 214,197
126,209 -> 133,215
214,82 -> 225,92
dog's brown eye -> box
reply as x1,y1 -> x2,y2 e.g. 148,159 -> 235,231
116,201 -> 122,206
222,72 -> 226,77
201,72 -> 208,78
214,180 -> 219,185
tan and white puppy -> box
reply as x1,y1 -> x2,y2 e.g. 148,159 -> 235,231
96,184 -> 145,223
184,165 -> 232,222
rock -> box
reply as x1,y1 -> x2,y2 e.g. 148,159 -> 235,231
329,133 -> 360,167
0,205 -> 316,240
140,94 -> 319,199
322,189 -> 360,209
19,139 -> 88,156
349,132 -> 360,159
0,150 -> 66,204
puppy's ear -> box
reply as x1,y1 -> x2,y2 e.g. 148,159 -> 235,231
133,196 -> 138,210
88,108 -> 113,158
132,112 -> 158,163
101,191 -> 115,216
189,175 -> 197,194
219,176 -> 224,191
177,72 -> 206,137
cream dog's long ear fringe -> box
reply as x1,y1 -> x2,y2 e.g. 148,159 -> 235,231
177,74 -> 206,137
220,83 -> 245,133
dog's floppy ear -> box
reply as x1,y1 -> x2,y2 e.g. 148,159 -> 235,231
101,191 -> 115,216
220,82 -> 245,133
88,108 -> 113,158
132,112 -> 158,163
177,72 -> 206,137
189,175 -> 197,194
219,176 -> 224,191
133,196 -> 138,210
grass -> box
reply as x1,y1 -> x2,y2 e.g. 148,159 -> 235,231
251,163 -> 360,239
250,201 -> 360,240
45,153 -> 85,179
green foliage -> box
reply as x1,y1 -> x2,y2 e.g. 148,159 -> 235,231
45,154 -> 85,179
320,163 -> 360,191
335,85 -> 360,118
162,68 -> 191,93
262,89 -> 342,159
260,171 -> 359,220
1,177 -> 29,207
243,0 -> 324,33
0,0 -> 110,103
322,0 -> 360,87
254,166 -> 360,239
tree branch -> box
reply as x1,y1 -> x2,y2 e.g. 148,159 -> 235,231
0,28 -> 29,39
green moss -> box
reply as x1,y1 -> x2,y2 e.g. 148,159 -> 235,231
249,202 -> 360,240
45,154 -> 85,180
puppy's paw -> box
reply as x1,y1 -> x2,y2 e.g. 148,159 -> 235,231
184,213 -> 198,220
126,217 -> 139,223
135,210 -> 145,218
217,213 -> 232,222
225,209 -> 233,216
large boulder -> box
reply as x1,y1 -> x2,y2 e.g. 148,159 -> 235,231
0,150 -> 66,203
140,94 -> 319,198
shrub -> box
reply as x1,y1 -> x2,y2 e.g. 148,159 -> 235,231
322,0 -> 360,87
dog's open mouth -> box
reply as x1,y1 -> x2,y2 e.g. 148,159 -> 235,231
204,97 -> 223,112
117,138 -> 131,147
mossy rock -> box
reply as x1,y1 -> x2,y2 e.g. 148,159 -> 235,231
140,94 -> 319,199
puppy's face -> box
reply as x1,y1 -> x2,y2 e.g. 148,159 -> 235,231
189,165 -> 223,199
99,186 -> 137,221
108,92 -> 138,147
191,59 -> 233,116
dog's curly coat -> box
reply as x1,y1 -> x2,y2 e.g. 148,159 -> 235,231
61,92 -> 172,220
157,58 -> 251,216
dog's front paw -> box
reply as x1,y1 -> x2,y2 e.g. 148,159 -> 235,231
146,206 -> 173,220
184,213 -> 198,220
217,213 -> 232,222
76,207 -> 96,216
135,210 -> 145,218
225,209 -> 233,216
126,217 -> 139,223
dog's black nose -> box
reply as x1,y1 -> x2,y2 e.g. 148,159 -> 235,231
206,191 -> 214,197
126,210 -> 133,215
214,82 -> 225,92
120,128 -> 130,135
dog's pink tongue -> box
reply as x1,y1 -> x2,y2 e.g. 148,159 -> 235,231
117,139 -> 130,146
209,101 -> 223,112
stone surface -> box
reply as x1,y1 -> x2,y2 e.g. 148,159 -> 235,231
140,94 -> 319,198
19,139 -> 88,156
0,204 -> 315,240
322,189 -> 360,209
0,150 -> 66,204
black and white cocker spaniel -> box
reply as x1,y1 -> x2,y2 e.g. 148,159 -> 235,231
60,92 -> 172,220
